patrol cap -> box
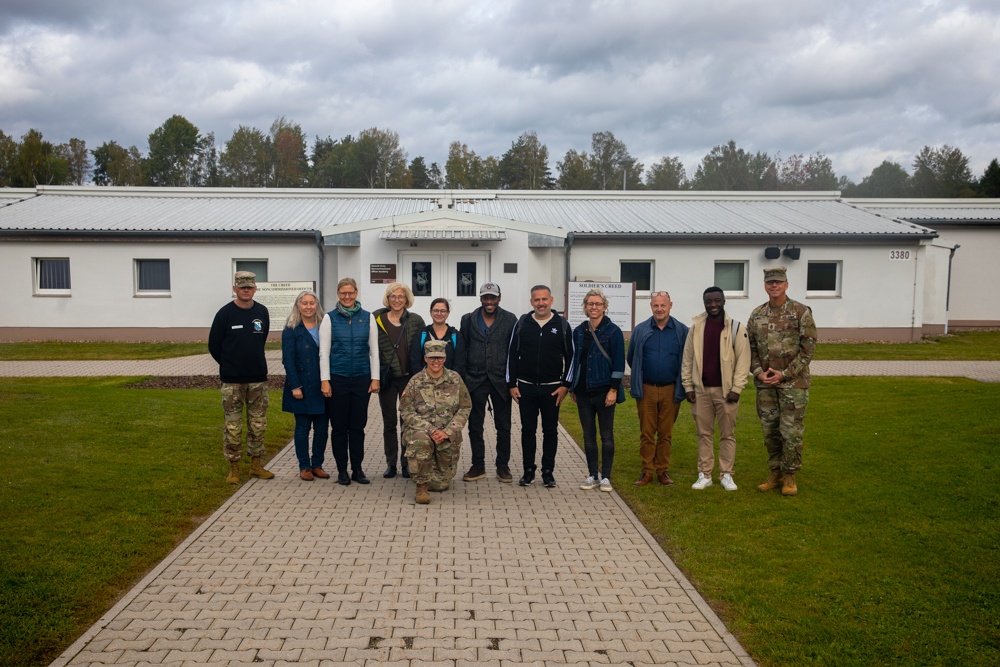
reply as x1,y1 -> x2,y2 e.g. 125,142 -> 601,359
763,266 -> 787,282
479,282 -> 501,297
234,271 -> 257,287
423,339 -> 448,358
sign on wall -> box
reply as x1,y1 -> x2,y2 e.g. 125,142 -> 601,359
254,281 -> 316,329
888,250 -> 913,261
565,282 -> 636,332
370,264 -> 397,283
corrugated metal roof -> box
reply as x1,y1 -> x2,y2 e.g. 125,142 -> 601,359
857,207 -> 1000,223
0,188 -> 936,237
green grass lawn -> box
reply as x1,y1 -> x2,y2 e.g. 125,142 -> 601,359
562,378 -> 1000,666
0,341 -> 282,361
815,330 -> 1000,360
0,378 -> 293,667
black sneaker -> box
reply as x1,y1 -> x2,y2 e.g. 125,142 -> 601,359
542,472 -> 556,488
518,470 -> 535,486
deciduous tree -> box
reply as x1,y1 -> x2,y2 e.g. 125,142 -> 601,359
556,149 -> 594,190
270,117 -> 308,188
56,138 -> 90,185
693,140 -> 776,190
147,115 -> 205,186
15,129 -> 70,186
92,141 -> 145,186
220,126 -> 272,187
588,131 -> 642,190
777,153 -> 838,191
0,130 -> 16,187
845,160 -> 910,198
355,127 -> 408,188
645,156 -> 688,190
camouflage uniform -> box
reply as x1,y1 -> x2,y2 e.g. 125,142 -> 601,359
400,367 -> 472,491
222,382 -> 268,460
747,296 -> 817,474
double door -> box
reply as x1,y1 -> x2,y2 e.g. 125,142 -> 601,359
399,251 -> 490,318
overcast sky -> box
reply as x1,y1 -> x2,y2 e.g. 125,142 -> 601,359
2,0 -> 998,183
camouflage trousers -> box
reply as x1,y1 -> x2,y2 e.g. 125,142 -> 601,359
221,382 -> 268,461
755,387 -> 808,474
404,431 -> 460,491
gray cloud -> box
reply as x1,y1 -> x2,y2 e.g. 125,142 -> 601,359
1,0 -> 997,182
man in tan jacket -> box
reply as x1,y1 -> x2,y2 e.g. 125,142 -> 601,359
681,287 -> 751,491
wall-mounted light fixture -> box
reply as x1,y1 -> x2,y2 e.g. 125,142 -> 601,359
409,241 -> 418,247
764,246 -> 781,260
782,245 -> 801,260
471,242 -> 479,248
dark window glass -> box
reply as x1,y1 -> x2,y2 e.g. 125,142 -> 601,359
236,260 -> 268,282
807,262 -> 838,291
714,262 -> 745,292
620,262 -> 651,291
456,262 -> 476,296
37,258 -> 71,290
137,260 -> 171,291
412,262 -> 432,296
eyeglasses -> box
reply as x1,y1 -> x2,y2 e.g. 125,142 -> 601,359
584,301 -> 605,307
650,291 -> 670,297
388,294 -> 407,300
430,309 -> 449,314
337,290 -> 357,297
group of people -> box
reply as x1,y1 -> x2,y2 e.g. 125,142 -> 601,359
208,265 -> 816,504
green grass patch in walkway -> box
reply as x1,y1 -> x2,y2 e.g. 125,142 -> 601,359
0,378 -> 293,667
562,377 -> 999,667
0,341 -> 282,361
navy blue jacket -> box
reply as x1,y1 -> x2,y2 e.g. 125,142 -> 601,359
570,316 -> 625,393
281,323 -> 325,415
410,324 -> 466,376
627,315 -> 689,402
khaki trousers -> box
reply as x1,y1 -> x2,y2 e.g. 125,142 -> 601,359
636,383 -> 680,473
691,386 -> 739,476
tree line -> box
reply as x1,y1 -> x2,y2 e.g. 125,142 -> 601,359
1,115 -> 998,197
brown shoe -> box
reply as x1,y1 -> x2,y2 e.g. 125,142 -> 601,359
249,456 -> 275,480
633,472 -> 654,487
757,469 -> 783,492
463,464 -> 487,482
312,467 -> 330,479
497,465 -> 513,483
415,483 -> 431,504
657,471 -> 675,486
781,474 -> 798,496
299,469 -> 314,481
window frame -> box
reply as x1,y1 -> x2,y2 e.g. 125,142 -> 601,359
234,259 -> 268,283
713,260 -> 748,298
805,260 -> 842,298
33,257 -> 72,296
134,259 -> 171,297
620,260 -> 653,295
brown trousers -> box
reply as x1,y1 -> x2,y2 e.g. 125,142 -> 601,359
636,383 -> 680,473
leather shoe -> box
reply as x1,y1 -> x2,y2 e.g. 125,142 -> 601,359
337,471 -> 351,486
657,470 -> 675,486
383,466 -> 397,478
633,472 -> 654,487
299,469 -> 314,481
351,470 -> 370,485
311,467 -> 330,479
401,461 -> 410,478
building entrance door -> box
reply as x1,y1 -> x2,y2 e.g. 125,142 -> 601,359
399,250 -> 490,318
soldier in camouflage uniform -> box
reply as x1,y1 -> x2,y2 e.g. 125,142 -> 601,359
208,271 -> 275,484
400,339 -> 472,504
746,266 -> 817,496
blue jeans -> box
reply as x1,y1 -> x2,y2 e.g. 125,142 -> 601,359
518,381 -> 562,474
293,413 -> 328,470
576,391 -> 616,479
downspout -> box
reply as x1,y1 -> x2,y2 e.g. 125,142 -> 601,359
944,244 -> 960,334
314,231 -> 325,305
564,231 -> 575,313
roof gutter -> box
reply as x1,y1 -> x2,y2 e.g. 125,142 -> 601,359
0,229 -> 317,240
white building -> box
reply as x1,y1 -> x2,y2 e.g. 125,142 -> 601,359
0,187 -> 953,342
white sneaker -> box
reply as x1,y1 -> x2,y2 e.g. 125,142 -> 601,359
580,475 -> 599,490
692,472 -> 713,490
720,473 -> 738,491
599,477 -> 613,492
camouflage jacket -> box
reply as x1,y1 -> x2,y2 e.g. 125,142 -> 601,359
400,368 -> 472,442
747,298 -> 817,389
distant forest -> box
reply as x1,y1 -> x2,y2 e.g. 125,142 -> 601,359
3,115 -> 998,197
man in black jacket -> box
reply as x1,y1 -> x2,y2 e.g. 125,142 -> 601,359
459,282 -> 517,483
507,285 -> 575,488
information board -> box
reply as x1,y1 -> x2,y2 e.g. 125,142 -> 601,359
565,282 -> 636,332
253,281 -> 316,330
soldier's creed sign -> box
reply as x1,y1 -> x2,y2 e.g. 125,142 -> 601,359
253,281 -> 316,330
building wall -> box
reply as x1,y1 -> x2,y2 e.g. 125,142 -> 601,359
1,238 -> 319,340
922,226 -> 1000,328
569,239 -> 929,341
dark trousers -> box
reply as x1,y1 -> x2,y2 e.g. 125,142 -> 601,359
576,391 -> 616,479
293,413 -> 328,471
378,375 -> 410,466
327,375 -> 371,473
468,382 -> 512,468
518,381 -> 562,473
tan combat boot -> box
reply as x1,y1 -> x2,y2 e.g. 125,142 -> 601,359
250,457 -> 275,479
781,474 -> 798,496
757,469 -> 783,492
226,461 -> 241,485
415,483 -> 431,504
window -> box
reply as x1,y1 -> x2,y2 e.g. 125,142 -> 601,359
806,261 -> 841,297
456,261 -> 476,297
620,261 -> 652,292
411,261 -> 432,296
34,258 -> 71,295
714,261 -> 747,296
235,260 -> 268,282
135,259 -> 171,294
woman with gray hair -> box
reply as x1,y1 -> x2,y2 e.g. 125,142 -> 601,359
282,290 -> 329,481
373,281 -> 425,478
